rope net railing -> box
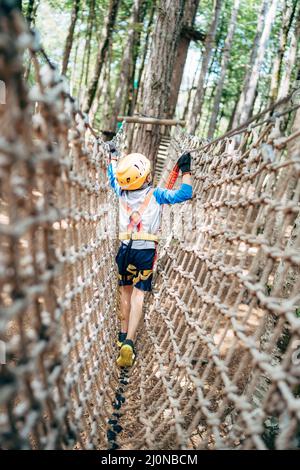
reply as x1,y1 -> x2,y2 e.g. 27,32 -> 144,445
121,111 -> 300,449
1,6 -> 300,450
0,7 -> 120,449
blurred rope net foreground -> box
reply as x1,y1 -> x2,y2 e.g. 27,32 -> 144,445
1,5 -> 300,450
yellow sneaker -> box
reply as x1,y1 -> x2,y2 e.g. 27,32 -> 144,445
117,340 -> 135,368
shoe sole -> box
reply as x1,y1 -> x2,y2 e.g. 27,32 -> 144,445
117,345 -> 134,368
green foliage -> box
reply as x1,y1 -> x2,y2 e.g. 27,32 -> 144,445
30,0 -> 300,136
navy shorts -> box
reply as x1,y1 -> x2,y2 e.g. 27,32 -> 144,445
115,243 -> 157,292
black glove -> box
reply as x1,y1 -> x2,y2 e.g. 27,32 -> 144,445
106,141 -> 117,153
105,141 -> 119,160
177,151 -> 191,174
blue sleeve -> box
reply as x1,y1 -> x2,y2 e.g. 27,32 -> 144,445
153,183 -> 192,205
107,162 -> 121,197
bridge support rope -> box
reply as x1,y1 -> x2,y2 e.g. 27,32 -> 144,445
107,368 -> 130,450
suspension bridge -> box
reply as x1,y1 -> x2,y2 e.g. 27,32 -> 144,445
0,6 -> 300,450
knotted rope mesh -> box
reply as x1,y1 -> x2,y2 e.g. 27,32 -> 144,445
1,7 -> 300,450
0,9 -> 119,449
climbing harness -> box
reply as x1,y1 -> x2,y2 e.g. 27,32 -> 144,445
118,188 -> 158,281
119,232 -> 158,242
118,264 -> 153,284
119,188 -> 157,240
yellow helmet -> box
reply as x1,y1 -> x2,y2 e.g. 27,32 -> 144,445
116,153 -> 151,190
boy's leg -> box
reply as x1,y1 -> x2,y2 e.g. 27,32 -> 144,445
120,285 -> 133,333
116,286 -> 145,367
126,287 -> 145,341
117,247 -> 155,367
116,243 -> 134,345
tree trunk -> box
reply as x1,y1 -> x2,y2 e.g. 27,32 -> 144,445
83,0 -> 120,113
232,0 -> 278,128
70,29 -> 80,95
181,60 -> 199,121
231,0 -> 269,128
108,0 -> 146,133
24,0 -> 40,80
100,47 -> 114,138
269,0 -> 297,105
84,2 -> 95,87
207,0 -> 240,139
78,0 -> 95,103
278,2 -> 300,99
187,0 -> 223,134
133,1 -> 157,114
238,0 -> 279,124
183,32 -> 221,123
125,0 -> 149,116
62,0 -> 80,76
131,0 -> 185,165
89,40 -> 113,129
167,0 -> 201,118
227,93 -> 239,131
203,79 -> 218,134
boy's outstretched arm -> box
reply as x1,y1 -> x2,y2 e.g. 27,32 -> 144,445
153,152 -> 193,205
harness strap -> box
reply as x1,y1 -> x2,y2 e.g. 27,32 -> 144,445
120,188 -> 155,233
134,188 -> 154,216
120,188 -> 154,216
119,232 -> 158,242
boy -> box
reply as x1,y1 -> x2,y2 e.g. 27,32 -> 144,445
107,145 -> 192,367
